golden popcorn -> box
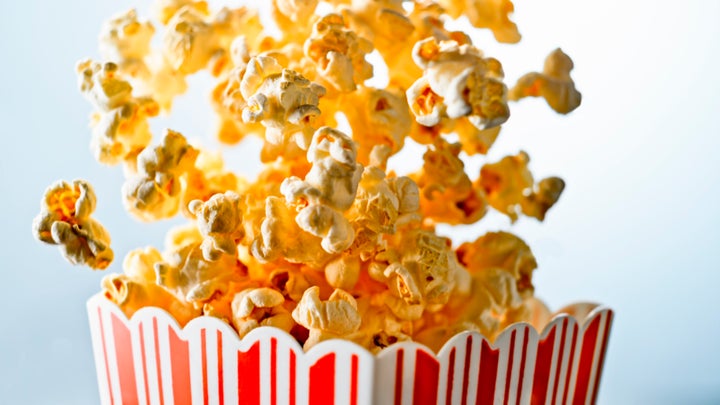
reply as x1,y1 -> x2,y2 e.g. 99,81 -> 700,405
77,60 -> 159,165
122,129 -> 199,221
439,0 -> 521,44
32,180 -> 113,270
509,48 -> 582,114
36,0 -> 585,351
478,151 -> 565,222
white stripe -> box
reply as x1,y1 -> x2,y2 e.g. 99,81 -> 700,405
401,346 -> 416,405
544,320 -> 563,405
205,329 -> 219,405
373,348 -> 400,405
295,346 -> 309,405
101,306 -> 123,405
506,328 -> 523,405
585,312 -> 608,405
564,322 -> 581,405
465,334 -> 482,405
142,319 -> 161,405
275,341 -> 290,405
129,317 -> 147,405
493,332 -> 510,405
260,336 -> 272,405
355,349 -> 375,405
518,327 -> 539,405
450,341 -> 466,405
222,329 -> 238,405
335,349 -> 352,405
87,301 -> 112,405
188,327 -> 204,405
436,347 -> 449,405
157,320 -> 174,405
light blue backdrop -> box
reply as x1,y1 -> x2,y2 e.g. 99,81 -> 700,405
1,0 -> 718,403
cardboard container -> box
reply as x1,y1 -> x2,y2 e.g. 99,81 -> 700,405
87,294 -> 612,405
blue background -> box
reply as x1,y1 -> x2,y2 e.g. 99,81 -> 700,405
1,0 -> 718,403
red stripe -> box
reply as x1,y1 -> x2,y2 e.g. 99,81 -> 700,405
515,327 -> 530,405
572,315 -> 601,405
475,340 -> 499,405
97,308 -> 116,405
590,312 -> 613,405
309,353 -> 336,405
562,323 -> 579,405
413,350 -> 439,405
237,341 -> 261,404
445,348 -> 456,405
289,349 -> 296,405
153,319 -> 165,405
551,319 -> 569,404
350,355 -> 359,405
168,326 -> 192,405
503,329 -> 517,404
201,329 -> 208,405
531,323 -> 557,405
111,313 -> 138,405
138,323 -> 150,405
217,330 -> 224,405
461,336 -> 473,405
271,338 -> 277,405
394,349 -> 404,405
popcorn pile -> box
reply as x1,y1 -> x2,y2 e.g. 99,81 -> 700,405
33,0 -> 581,353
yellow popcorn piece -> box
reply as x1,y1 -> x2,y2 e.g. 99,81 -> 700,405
457,231 -> 537,297
292,286 -> 362,349
189,191 -> 245,261
412,139 -> 488,225
240,56 -> 326,162
122,129 -> 199,221
102,273 -> 200,326
32,180 -> 113,270
304,14 -> 373,93
408,37 -> 509,130
340,86 -> 410,165
439,0 -> 521,44
231,287 -> 292,337
154,0 -> 209,25
122,246 -> 163,284
478,151 -> 565,222
99,9 -> 154,69
281,127 -> 363,253
509,48 -> 582,114
156,241 -> 247,303
77,60 -> 159,165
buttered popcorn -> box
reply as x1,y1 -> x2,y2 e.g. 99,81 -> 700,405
34,0 -> 583,351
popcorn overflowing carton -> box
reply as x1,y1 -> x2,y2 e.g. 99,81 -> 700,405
32,0 -> 611,404
89,295 -> 611,404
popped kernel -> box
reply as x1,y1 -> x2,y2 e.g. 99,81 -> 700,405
122,129 -> 199,221
38,0 -> 585,352
32,180 -> 113,270
478,151 -> 564,222
509,48 -> 582,114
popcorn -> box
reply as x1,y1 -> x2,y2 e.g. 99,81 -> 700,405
39,0 -> 585,353
32,180 -> 113,270
292,286 -> 362,349
407,37 -> 509,130
231,287 -> 293,337
438,0 -> 521,44
478,151 -> 564,222
122,129 -> 199,221
77,60 -> 159,165
509,48 -> 582,114
304,13 -> 373,93
188,191 -> 245,261
239,56 -> 326,161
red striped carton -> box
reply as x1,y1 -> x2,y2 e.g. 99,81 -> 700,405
87,294 -> 612,405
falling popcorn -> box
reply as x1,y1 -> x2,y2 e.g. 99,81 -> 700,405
34,0 -> 587,353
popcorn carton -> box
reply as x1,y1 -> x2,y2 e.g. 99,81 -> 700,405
88,295 -> 612,405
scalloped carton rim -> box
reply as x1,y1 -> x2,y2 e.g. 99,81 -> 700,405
87,294 -> 612,405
